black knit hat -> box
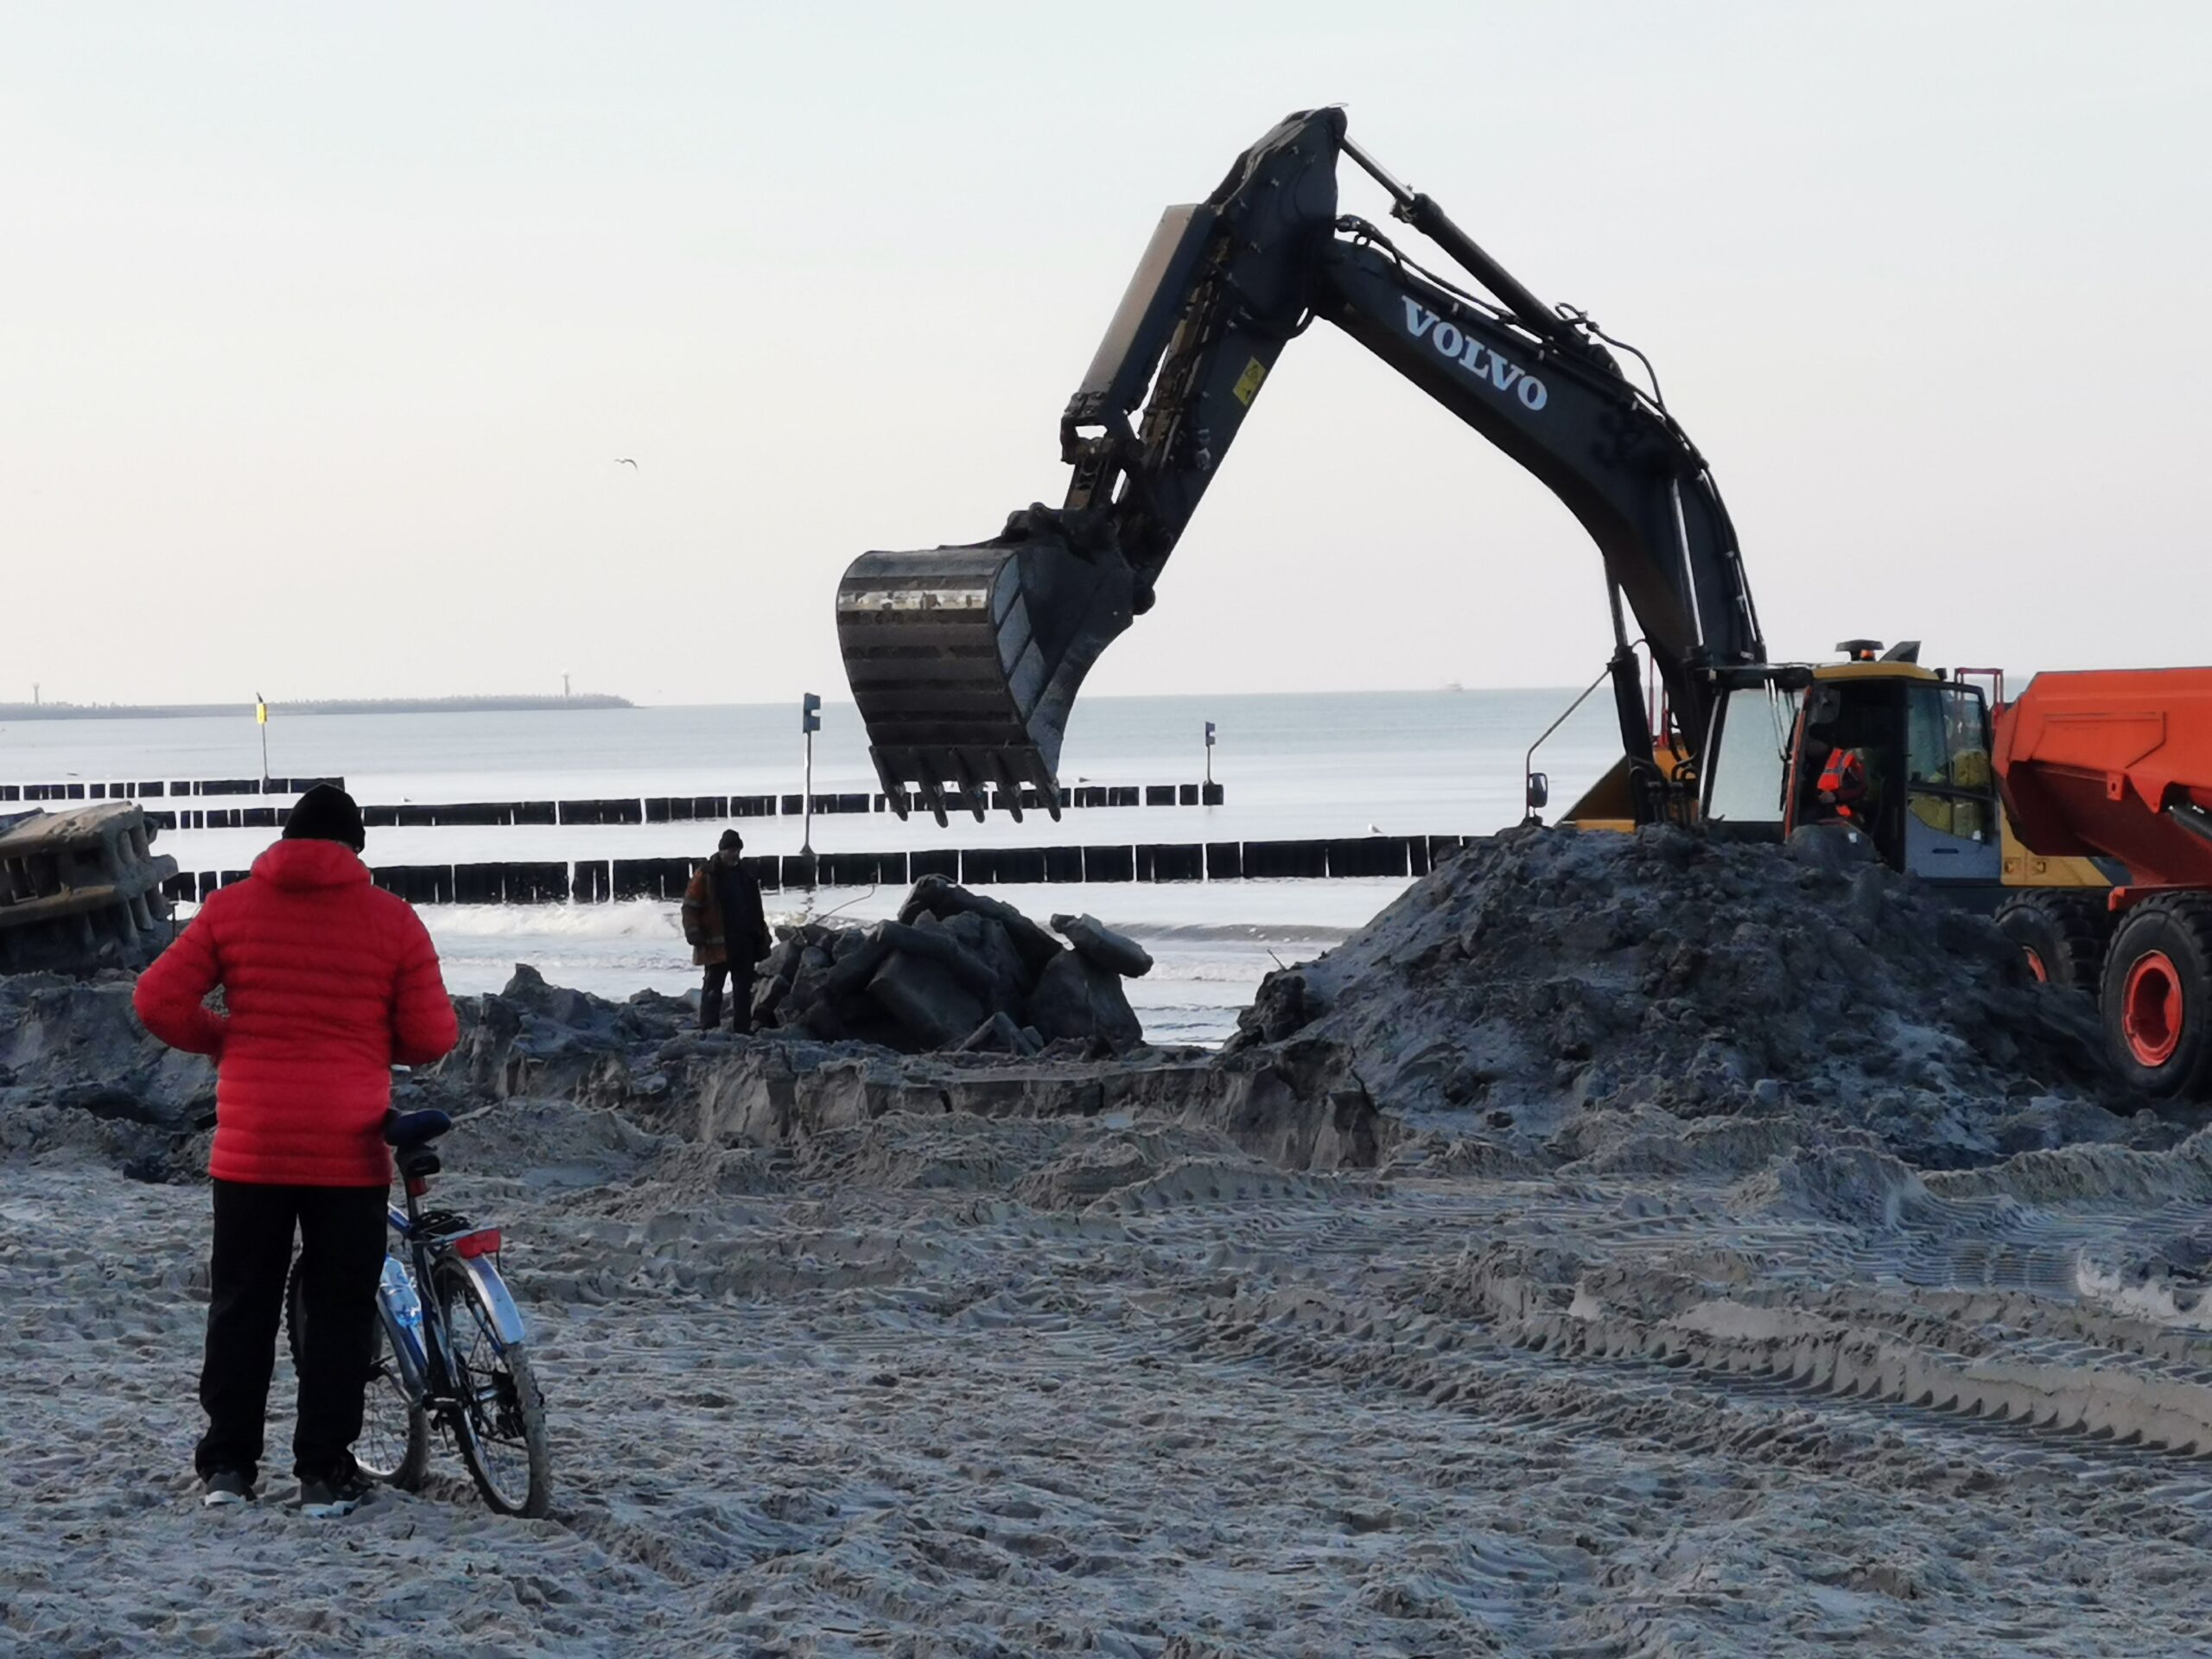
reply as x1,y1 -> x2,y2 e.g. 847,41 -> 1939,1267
717,829 -> 743,852
283,783 -> 366,852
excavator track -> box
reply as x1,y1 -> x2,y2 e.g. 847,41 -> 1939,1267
1208,1276 -> 2212,1465
1180,1207 -> 2212,1475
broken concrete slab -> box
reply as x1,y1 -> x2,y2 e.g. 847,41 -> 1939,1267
1028,950 -> 1142,1051
1052,912 -> 1154,978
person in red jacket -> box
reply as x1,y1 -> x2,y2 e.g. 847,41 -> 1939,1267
135,784 -> 458,1516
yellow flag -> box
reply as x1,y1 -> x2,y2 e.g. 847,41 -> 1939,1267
256,698 -> 268,726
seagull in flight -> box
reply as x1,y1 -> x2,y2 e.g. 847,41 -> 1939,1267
614,458 -> 639,469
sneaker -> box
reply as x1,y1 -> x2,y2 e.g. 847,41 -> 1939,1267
296,1466 -> 373,1519
200,1468 -> 254,1508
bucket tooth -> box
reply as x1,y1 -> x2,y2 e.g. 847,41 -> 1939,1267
1021,748 -> 1065,821
871,747 -> 916,819
912,756 -> 953,828
938,748 -> 989,824
983,749 -> 1027,823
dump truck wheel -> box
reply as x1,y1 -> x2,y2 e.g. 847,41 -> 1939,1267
2100,896 -> 2212,1103
1994,893 -> 2112,997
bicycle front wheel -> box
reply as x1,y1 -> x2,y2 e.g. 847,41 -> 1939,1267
433,1257 -> 553,1518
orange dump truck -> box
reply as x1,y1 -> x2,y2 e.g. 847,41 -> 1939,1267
1994,668 -> 2212,1100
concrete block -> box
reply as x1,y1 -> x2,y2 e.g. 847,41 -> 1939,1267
1027,950 -> 1141,1050
1052,912 -> 1154,978
866,950 -> 987,1048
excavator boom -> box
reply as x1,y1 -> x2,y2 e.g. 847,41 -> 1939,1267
839,108 -> 1763,823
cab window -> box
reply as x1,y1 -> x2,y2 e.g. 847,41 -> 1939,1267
1904,684 -> 1993,838
1705,684 -> 1798,825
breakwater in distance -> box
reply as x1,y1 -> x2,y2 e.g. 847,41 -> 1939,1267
0,694 -> 631,721
3,778 -> 346,804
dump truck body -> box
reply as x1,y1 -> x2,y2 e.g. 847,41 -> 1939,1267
1993,668 -> 2212,893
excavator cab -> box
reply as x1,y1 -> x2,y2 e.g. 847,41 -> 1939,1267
1777,644 -> 2003,893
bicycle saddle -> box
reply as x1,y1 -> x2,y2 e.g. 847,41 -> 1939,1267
385,1109 -> 453,1149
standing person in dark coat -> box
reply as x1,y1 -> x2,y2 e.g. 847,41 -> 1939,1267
682,829 -> 769,1032
134,783 -> 459,1517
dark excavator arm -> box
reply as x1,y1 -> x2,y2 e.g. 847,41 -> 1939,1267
838,107 -> 1764,823
1315,238 -> 1760,779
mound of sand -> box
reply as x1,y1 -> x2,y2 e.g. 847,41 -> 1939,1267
16,830 -> 2212,1654
0,973 -> 215,1179
1232,825 -> 2162,1170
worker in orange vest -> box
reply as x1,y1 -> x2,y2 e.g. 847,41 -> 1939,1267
1815,745 -> 1871,823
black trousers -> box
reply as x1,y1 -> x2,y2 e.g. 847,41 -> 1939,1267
700,961 -> 755,1033
197,1179 -> 389,1485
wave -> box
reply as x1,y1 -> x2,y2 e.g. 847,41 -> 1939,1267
421,899 -> 683,942
413,900 -> 1354,949
1114,921 -> 1357,944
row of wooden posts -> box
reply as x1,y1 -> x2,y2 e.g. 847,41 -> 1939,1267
159,833 -> 1460,906
7,780 -> 1224,830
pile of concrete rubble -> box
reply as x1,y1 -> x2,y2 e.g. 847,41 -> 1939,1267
750,875 -> 1152,1056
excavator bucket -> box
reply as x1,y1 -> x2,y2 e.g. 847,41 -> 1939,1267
836,533 -> 1135,823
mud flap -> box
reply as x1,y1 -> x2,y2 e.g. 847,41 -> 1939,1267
454,1255 -> 527,1349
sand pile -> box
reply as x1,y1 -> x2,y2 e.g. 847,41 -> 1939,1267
14,830 -> 2212,1652
0,972 -> 214,1178
1233,824 -> 2158,1170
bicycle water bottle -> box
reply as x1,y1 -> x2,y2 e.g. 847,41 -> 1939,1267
382,1255 -> 429,1382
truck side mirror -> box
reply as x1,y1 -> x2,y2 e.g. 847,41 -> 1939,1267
1526,772 -> 1549,811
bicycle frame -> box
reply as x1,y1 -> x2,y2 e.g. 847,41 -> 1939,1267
378,1179 -> 526,1413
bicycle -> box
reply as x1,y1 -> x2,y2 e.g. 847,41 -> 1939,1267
287,1108 -> 553,1517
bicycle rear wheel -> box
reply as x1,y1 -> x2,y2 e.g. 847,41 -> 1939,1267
285,1256 -> 429,1491
433,1257 -> 553,1518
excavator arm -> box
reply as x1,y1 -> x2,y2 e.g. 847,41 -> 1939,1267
837,107 -> 1764,823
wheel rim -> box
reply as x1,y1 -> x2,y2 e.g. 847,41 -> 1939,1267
355,1318 -> 417,1481
2122,950 -> 2184,1067
2023,946 -> 2049,983
446,1287 -> 535,1509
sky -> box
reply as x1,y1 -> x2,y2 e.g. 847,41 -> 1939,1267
3,2 -> 2206,707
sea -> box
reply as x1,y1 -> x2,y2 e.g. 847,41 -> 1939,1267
2,690 -> 1624,1046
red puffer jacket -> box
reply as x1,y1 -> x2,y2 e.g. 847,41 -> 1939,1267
133,838 -> 459,1186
